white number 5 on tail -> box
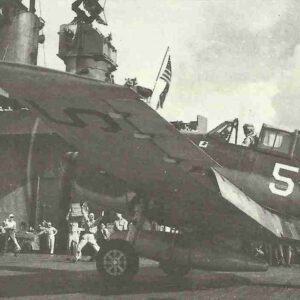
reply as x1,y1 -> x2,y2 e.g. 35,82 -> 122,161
269,163 -> 299,197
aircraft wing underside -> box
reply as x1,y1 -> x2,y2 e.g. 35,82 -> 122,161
212,168 -> 300,242
0,62 -> 298,241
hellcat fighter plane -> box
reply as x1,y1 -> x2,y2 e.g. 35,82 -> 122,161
1,61 -> 300,286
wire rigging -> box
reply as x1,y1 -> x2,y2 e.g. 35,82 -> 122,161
38,0 -> 47,67
102,0 -> 108,25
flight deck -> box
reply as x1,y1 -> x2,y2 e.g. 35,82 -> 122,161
0,253 -> 300,299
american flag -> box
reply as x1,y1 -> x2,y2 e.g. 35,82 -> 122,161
156,56 -> 172,109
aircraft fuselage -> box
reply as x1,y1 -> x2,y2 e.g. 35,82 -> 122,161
189,129 -> 300,218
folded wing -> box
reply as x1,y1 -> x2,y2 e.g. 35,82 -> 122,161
1,62 -> 299,242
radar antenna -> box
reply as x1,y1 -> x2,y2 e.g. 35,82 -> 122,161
71,0 -> 108,25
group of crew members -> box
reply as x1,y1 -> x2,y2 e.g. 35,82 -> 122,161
66,205 -> 128,262
0,204 -> 129,261
1,205 -> 297,268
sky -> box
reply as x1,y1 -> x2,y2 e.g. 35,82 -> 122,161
23,0 -> 300,132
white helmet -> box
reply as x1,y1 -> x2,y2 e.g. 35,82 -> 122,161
243,124 -> 254,135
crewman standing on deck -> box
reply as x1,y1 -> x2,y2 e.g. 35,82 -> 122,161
114,213 -> 128,231
38,222 -> 58,255
3,214 -> 21,256
66,208 -> 84,260
75,205 -> 103,262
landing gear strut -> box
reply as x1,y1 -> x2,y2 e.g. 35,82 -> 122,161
96,239 -> 139,286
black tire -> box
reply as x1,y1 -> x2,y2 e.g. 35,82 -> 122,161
96,239 -> 139,286
159,261 -> 190,278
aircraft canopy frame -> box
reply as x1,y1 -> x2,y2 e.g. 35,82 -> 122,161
256,124 -> 298,159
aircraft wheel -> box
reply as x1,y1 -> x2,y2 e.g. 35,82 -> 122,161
159,261 -> 191,278
96,239 -> 139,286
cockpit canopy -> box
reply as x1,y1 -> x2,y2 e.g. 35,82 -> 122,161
206,118 -> 300,159
206,118 -> 239,144
257,126 -> 295,157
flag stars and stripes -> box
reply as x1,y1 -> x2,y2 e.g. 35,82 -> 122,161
156,55 -> 172,110
160,57 -> 172,83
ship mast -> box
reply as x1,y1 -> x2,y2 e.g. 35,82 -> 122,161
57,0 -> 117,82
